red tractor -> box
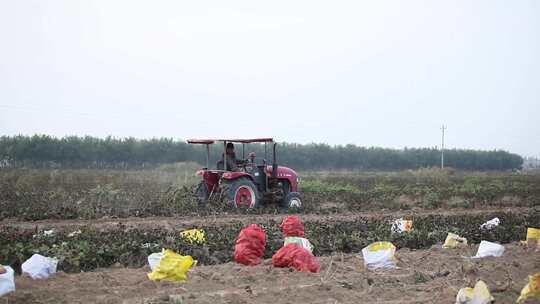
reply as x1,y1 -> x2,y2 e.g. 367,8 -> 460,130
187,138 -> 303,209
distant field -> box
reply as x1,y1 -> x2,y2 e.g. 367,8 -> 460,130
1,165 -> 538,220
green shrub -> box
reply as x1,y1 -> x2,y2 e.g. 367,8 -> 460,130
422,192 -> 442,209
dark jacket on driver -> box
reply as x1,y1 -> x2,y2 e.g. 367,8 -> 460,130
219,152 -> 239,171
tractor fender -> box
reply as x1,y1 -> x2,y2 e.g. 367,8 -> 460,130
222,171 -> 255,182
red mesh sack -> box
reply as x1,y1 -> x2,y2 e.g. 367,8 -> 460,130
279,216 -> 305,237
271,243 -> 320,273
233,224 -> 266,266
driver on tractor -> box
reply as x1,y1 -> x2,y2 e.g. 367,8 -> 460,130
218,142 -> 245,171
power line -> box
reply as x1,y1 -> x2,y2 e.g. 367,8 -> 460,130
0,103 -> 215,127
441,124 -> 446,169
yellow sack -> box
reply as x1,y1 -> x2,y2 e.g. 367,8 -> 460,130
528,228 -> 540,240
361,242 -> 397,269
147,249 -> 194,282
180,229 -> 205,244
456,287 -> 474,303
517,273 -> 540,303
456,280 -> 493,304
527,228 -> 540,248
443,233 -> 468,249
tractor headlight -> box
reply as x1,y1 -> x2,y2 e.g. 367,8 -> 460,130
296,177 -> 300,185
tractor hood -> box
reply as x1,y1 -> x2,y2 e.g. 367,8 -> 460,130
265,165 -> 298,179
266,165 -> 299,192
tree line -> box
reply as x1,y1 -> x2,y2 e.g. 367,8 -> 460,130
0,135 -> 523,171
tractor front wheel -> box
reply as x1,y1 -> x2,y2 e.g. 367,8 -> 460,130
222,178 -> 259,209
282,192 -> 303,210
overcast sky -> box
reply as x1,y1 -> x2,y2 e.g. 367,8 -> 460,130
1,1 -> 539,156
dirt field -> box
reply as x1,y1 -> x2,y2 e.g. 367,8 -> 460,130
2,169 -> 539,303
3,243 -> 539,304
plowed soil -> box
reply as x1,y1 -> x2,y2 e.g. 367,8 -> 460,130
4,243 -> 539,304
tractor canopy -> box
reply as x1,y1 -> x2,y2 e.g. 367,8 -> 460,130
186,138 -> 275,172
187,138 -> 273,144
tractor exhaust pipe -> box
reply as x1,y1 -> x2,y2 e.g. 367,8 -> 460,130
272,143 -> 277,178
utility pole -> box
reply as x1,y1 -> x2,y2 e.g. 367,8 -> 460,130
441,125 -> 446,169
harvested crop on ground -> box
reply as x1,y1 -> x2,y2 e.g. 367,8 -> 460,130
3,243 -> 538,304
1,208 -> 538,272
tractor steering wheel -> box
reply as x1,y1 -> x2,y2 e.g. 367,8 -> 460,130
239,160 -> 250,173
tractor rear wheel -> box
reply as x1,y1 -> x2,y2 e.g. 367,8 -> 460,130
222,177 -> 259,209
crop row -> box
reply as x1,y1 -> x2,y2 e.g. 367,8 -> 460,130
1,210 -> 538,273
